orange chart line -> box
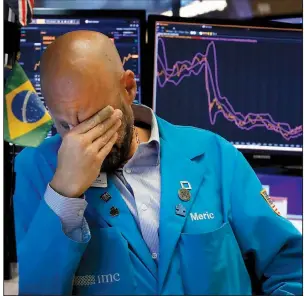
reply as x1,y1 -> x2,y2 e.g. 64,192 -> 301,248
122,54 -> 139,66
34,61 -> 40,71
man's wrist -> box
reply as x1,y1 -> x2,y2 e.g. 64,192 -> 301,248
50,177 -> 83,198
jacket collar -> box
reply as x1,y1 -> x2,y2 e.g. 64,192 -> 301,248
156,116 -> 207,161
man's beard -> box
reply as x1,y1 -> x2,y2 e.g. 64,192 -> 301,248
101,112 -> 134,173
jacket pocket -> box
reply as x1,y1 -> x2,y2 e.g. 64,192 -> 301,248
73,227 -> 136,295
179,222 -> 252,295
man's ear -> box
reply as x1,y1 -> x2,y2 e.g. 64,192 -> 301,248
122,70 -> 137,105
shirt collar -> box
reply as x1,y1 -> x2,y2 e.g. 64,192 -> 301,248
129,104 -> 160,165
132,104 -> 160,145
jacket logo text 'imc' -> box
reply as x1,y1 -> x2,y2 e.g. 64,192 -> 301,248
74,273 -> 120,286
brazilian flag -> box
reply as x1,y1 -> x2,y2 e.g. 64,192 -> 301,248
4,62 -> 53,147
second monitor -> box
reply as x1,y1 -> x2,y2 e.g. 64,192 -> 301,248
19,9 -> 145,105
149,16 -> 302,154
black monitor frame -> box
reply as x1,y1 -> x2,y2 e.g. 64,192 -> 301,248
29,8 -> 147,104
147,15 -> 302,171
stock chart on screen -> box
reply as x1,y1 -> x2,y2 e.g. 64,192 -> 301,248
19,16 -> 142,136
152,21 -> 302,152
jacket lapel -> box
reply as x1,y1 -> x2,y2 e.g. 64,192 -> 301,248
85,178 -> 157,278
158,137 -> 208,292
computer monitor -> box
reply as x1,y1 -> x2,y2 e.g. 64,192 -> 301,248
148,16 -> 302,155
19,9 -> 146,136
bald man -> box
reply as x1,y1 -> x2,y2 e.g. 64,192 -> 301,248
14,31 -> 302,295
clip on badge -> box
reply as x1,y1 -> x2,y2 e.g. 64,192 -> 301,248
92,173 -> 107,188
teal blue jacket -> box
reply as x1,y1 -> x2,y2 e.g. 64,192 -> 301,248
14,117 -> 302,295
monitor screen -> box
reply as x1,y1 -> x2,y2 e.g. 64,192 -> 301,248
151,19 -> 302,153
19,12 -> 143,137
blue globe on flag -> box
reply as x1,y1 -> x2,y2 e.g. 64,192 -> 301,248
11,90 -> 46,123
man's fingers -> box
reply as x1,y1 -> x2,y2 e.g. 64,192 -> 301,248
73,106 -> 114,134
86,109 -> 122,142
92,120 -> 121,151
97,132 -> 119,160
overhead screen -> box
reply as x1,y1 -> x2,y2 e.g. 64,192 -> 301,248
151,18 -> 302,153
19,11 -> 144,137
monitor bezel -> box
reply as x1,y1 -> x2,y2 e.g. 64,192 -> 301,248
147,14 -> 302,164
30,8 -> 147,105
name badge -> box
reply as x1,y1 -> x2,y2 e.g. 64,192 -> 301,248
92,173 -> 107,188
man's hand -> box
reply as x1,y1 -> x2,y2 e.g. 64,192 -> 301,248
50,106 -> 122,198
